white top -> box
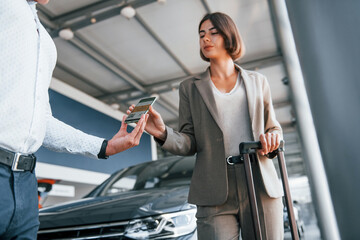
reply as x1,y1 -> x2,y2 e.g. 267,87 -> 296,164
0,0 -> 103,158
211,74 -> 253,156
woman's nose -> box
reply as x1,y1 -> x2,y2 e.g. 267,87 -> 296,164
203,34 -> 210,42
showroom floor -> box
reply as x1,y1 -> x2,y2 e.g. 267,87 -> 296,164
284,224 -> 321,240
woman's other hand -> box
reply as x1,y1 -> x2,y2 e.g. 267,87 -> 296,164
258,132 -> 281,156
127,105 -> 167,141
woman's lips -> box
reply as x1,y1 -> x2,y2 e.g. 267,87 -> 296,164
203,46 -> 214,51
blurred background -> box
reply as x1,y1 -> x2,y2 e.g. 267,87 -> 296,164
34,0 -> 360,239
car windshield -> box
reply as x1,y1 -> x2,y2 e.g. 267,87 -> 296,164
104,156 -> 195,196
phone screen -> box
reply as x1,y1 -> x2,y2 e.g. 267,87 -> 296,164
125,97 -> 157,123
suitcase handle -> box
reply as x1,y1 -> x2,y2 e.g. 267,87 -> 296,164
239,140 -> 285,154
239,140 -> 299,240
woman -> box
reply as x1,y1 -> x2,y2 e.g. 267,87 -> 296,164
129,12 -> 284,240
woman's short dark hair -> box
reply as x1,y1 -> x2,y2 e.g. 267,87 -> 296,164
198,12 -> 245,62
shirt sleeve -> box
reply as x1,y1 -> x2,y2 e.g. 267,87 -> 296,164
42,102 -> 104,159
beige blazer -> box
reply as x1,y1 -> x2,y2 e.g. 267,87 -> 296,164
161,64 -> 283,206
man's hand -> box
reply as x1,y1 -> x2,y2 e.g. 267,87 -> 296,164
258,132 -> 281,156
127,105 -> 167,141
105,114 -> 149,156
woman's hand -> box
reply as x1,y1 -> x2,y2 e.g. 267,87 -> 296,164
127,105 -> 167,141
258,132 -> 281,156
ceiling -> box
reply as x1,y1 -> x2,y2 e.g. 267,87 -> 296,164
37,0 -> 305,176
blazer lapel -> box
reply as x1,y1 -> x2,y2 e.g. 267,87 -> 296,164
194,65 -> 257,135
237,65 -> 256,138
194,69 -> 223,131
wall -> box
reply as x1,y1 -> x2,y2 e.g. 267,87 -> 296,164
285,1 -> 360,239
35,79 -> 153,185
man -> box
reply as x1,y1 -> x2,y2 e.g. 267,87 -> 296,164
0,0 -> 148,239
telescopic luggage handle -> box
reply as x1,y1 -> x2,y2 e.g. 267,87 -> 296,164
239,140 -> 299,240
239,140 -> 284,154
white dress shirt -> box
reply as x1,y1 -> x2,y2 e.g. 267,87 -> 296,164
0,0 -> 104,158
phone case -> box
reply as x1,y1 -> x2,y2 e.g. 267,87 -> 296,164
125,97 -> 156,123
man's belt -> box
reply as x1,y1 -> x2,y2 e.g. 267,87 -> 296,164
0,147 -> 36,172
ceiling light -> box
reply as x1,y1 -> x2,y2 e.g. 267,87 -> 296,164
150,93 -> 159,99
90,17 -> 97,24
110,103 -> 120,110
59,28 -> 74,40
157,0 -> 166,4
121,6 -> 136,19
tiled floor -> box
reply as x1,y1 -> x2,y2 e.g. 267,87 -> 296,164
284,224 -> 321,240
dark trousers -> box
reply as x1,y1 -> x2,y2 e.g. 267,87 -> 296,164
0,163 -> 39,240
196,164 -> 284,240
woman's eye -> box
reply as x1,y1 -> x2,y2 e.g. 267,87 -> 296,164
200,35 -> 205,38
211,32 -> 218,35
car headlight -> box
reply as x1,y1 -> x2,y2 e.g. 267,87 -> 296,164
124,208 -> 197,239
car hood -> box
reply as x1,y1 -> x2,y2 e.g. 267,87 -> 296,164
39,185 -> 191,229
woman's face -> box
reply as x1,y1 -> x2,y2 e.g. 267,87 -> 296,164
199,20 -> 228,60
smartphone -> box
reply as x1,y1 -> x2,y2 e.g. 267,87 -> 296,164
125,97 -> 157,124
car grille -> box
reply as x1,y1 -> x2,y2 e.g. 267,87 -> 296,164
37,220 -> 129,240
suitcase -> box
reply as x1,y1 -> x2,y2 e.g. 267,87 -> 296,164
239,140 -> 299,240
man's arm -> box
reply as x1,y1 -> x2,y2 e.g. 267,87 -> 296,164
43,103 -> 148,159
42,116 -> 104,158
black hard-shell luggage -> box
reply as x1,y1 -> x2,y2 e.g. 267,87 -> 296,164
239,140 -> 299,240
